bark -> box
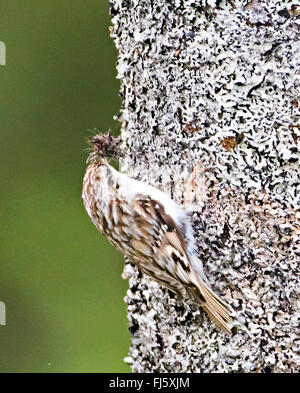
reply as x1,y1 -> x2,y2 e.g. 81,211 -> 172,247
110,0 -> 300,372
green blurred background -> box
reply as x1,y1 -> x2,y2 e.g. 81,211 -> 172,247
0,1 -> 131,372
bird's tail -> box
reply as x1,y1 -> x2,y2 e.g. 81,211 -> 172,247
188,275 -> 232,334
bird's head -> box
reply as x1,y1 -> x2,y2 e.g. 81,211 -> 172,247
87,130 -> 124,164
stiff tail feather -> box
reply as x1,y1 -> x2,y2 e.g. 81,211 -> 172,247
190,276 -> 232,334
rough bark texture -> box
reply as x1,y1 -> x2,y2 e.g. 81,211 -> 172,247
110,0 -> 300,372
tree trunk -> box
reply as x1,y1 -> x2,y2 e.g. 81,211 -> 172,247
110,0 -> 300,372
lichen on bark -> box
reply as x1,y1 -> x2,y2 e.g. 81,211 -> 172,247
110,0 -> 300,372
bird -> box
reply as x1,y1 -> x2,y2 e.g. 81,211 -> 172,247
82,131 -> 231,333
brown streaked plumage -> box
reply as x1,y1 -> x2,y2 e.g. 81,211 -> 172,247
82,132 -> 232,333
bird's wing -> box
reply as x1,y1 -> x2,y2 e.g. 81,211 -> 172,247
129,194 -> 196,289
129,194 -> 232,333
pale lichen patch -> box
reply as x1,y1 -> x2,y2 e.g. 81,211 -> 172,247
111,0 -> 300,372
